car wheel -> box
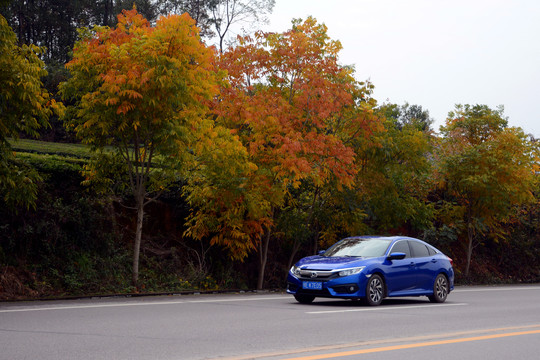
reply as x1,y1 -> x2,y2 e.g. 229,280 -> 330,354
294,294 -> 315,304
429,274 -> 449,303
364,274 -> 384,306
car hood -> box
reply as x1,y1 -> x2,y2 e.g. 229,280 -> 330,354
295,255 -> 373,270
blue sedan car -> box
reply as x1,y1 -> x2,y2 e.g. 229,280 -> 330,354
287,236 -> 454,305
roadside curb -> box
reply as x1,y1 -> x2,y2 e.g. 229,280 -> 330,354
0,288 -> 286,303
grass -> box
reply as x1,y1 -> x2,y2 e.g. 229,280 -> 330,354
9,138 -> 92,158
8,138 -> 160,169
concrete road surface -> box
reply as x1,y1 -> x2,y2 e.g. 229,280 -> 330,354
1,285 -> 539,360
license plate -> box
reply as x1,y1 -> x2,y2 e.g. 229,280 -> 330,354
302,281 -> 323,290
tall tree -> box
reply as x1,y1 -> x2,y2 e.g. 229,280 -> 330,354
60,9 -> 219,285
0,0 -> 81,64
437,104 -> 537,277
204,17 -> 377,289
0,0 -> 159,64
0,14 -> 62,208
156,0 -> 275,50
359,103 -> 435,233
108,0 -> 159,26
283,81 -> 384,260
381,102 -> 434,132
209,0 -> 275,52
157,0 -> 218,38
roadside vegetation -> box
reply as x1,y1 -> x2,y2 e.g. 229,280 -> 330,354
1,1 -> 539,300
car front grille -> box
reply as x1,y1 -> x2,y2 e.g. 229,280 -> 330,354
297,269 -> 336,280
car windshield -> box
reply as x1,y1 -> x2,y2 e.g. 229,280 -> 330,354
323,237 -> 392,258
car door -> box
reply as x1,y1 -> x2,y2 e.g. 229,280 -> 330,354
384,240 -> 417,294
409,240 -> 437,291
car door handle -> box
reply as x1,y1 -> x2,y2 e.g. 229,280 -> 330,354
431,259 -> 437,263
409,262 -> 416,267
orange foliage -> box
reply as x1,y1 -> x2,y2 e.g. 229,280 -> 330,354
62,9 -> 221,284
199,17 -> 380,260
216,18 -> 362,190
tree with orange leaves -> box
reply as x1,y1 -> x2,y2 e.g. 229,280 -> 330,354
196,17 -> 379,289
60,9 -> 220,286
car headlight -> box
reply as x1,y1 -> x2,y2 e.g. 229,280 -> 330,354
290,266 -> 302,278
338,267 -> 365,277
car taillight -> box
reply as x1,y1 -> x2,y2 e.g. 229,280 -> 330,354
447,256 -> 453,266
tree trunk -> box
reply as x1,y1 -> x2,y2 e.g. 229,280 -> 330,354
257,228 -> 272,290
286,239 -> 302,275
465,210 -> 474,278
103,0 -> 112,26
219,34 -> 225,54
132,196 -> 144,286
287,189 -> 320,277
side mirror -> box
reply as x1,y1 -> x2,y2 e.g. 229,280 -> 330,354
318,250 -> 326,255
387,252 -> 406,260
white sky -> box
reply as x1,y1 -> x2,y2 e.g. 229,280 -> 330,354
258,0 -> 540,137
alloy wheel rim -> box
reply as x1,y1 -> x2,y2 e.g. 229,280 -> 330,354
369,278 -> 383,303
436,276 -> 448,299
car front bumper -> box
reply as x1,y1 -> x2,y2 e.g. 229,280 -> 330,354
286,273 -> 369,299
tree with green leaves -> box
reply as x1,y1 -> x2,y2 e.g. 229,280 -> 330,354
0,0 -> 159,65
0,14 -> 62,208
60,9 -> 220,286
157,0 -> 218,38
437,104 -> 537,277
380,102 -> 434,132
360,103 -> 435,233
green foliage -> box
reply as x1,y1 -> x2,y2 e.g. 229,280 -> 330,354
357,107 -> 435,233
0,14 -> 63,209
0,15 -> 61,141
0,0 -> 160,64
0,153 -> 243,297
0,154 -> 42,210
0,180 -> 126,296
437,104 -> 537,277
183,124 -> 265,261
380,102 -> 434,132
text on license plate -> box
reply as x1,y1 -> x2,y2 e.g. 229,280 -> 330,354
302,281 -> 323,290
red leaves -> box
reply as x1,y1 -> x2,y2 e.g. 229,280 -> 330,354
217,18 -> 358,188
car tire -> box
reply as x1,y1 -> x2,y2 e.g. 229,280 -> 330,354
294,294 -> 315,304
429,273 -> 449,303
364,274 -> 384,306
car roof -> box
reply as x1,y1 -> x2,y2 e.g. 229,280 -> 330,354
344,235 -> 419,241
343,236 -> 434,247
342,235 -> 440,252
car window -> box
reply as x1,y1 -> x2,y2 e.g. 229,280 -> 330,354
410,241 -> 430,258
427,246 -> 438,256
390,240 -> 411,258
324,238 -> 393,257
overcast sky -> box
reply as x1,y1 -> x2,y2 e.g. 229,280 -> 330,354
257,0 -> 540,137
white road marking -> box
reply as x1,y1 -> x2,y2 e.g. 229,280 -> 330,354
1,285 -> 538,313
0,296 -> 288,313
186,296 -> 287,303
453,286 -> 540,292
306,303 -> 468,314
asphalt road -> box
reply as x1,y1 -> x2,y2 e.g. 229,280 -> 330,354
1,285 -> 540,360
